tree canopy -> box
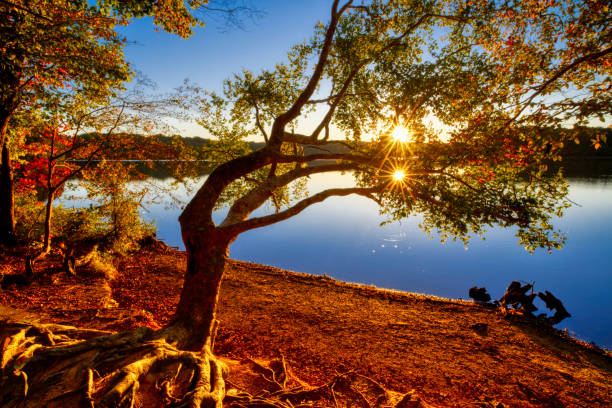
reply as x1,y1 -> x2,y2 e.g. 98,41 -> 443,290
186,0 -> 610,254
98,0 -> 259,37
0,0 -> 130,149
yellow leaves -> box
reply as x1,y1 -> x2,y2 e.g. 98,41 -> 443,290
592,134 -> 606,150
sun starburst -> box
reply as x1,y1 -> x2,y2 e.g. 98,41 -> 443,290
391,125 -> 409,143
392,169 -> 406,181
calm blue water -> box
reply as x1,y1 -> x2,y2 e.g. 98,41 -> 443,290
62,172 -> 612,349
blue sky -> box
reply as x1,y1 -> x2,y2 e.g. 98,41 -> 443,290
117,1 -> 336,136
116,2 -> 610,137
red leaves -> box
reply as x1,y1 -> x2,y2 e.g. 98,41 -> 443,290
15,125 -> 78,195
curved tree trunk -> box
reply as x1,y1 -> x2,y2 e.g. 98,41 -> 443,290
0,144 -> 16,246
164,226 -> 233,351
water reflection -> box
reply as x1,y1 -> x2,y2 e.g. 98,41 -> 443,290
61,172 -> 612,349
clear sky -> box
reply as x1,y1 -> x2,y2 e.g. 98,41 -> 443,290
117,1 -> 336,137
116,1 -> 610,138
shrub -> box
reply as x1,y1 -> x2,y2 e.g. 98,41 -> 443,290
14,184 -> 155,257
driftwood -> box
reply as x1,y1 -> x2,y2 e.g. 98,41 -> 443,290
538,291 -> 571,324
469,282 -> 571,325
468,286 -> 491,303
499,281 -> 538,315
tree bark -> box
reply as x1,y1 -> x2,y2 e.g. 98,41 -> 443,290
41,189 -> 56,255
166,226 -> 233,351
0,106 -> 11,153
0,144 -> 16,246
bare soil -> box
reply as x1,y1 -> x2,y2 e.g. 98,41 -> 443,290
1,246 -> 610,408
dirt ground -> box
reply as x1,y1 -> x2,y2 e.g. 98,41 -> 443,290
1,246 -> 610,408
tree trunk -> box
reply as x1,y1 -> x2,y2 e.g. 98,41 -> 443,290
0,144 -> 16,246
0,106 -> 11,153
165,227 -> 233,351
41,189 -> 55,254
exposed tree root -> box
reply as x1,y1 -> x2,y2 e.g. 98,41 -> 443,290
1,320 -> 436,408
224,357 -> 435,408
0,320 -> 226,408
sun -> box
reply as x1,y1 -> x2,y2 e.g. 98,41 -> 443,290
390,125 -> 409,143
392,169 -> 406,181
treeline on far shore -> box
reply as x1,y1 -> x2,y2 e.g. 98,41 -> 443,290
77,127 -> 612,179
149,126 -> 612,157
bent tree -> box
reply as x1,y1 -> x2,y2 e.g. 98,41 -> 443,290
173,0 -> 610,350
1,0 -> 610,407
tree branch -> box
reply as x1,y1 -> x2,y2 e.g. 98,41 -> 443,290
282,132 -> 363,153
310,63 -> 364,140
181,6 -> 469,229
306,92 -> 359,104
305,11 -> 455,141
506,45 -> 612,126
0,0 -> 53,22
220,162 -> 360,227
439,171 -> 482,192
269,0 -> 352,144
222,186 -> 379,235
180,147 -> 274,227
272,151 -> 371,165
253,103 -> 269,142
54,145 -> 102,190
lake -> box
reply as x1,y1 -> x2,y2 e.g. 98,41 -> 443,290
62,171 -> 612,349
